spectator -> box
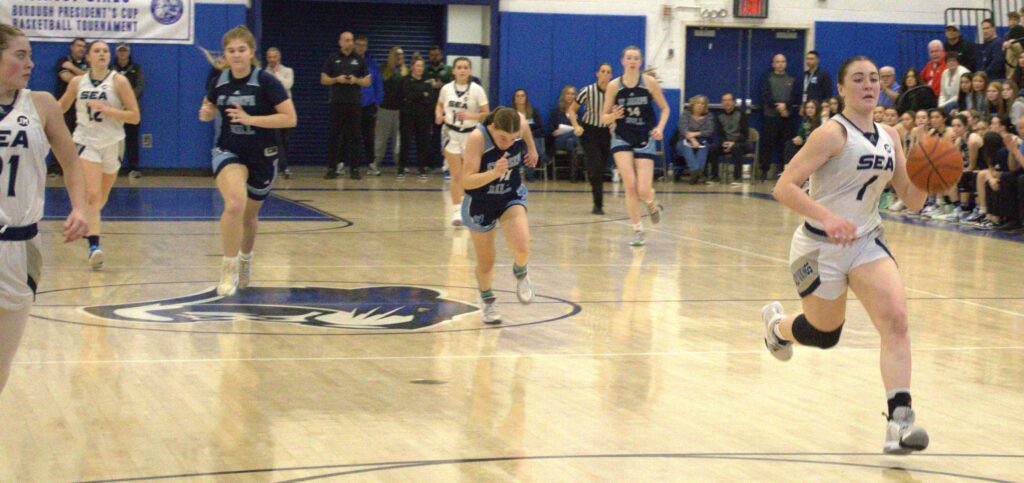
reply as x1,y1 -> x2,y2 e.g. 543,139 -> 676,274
965,72 -> 990,113
956,74 -> 973,112
113,42 -> 144,179
909,109 -> 930,150
796,50 -> 832,103
952,114 -> 985,222
265,47 -> 294,179
988,81 -> 1005,116
896,110 -> 914,152
1004,12 -> 1024,82
398,58 -> 434,179
921,40 -> 946,97
568,63 -> 613,214
1004,80 -> 1024,124
675,95 -> 713,184
376,46 -> 407,178
897,67 -> 938,113
424,46 -> 453,170
939,51 -> 970,110
883,107 -> 900,126
979,127 -> 1023,231
872,105 -> 885,123
758,53 -> 796,181
826,96 -> 842,119
513,88 -> 544,181
708,92 -> 750,186
784,99 -> 820,164
979,19 -> 1004,80
548,85 -> 582,181
879,66 -> 900,108
1011,50 -> 1024,94
321,31 -> 370,179
944,24 -> 977,71
51,37 -> 87,176
354,36 -> 383,176
927,108 -> 954,141
820,101 -> 833,123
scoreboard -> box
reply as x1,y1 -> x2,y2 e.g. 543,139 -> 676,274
734,0 -> 768,19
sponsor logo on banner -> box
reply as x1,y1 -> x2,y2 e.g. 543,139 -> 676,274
0,0 -> 194,44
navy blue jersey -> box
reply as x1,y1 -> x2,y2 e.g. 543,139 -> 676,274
206,67 -> 289,156
614,75 -> 656,146
465,124 -> 526,199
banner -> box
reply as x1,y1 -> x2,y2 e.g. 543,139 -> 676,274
0,0 -> 194,44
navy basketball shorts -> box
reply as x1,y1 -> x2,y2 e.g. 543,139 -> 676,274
212,146 -> 279,201
610,133 -> 657,160
461,184 -> 528,233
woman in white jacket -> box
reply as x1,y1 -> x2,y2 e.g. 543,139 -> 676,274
938,51 -> 970,110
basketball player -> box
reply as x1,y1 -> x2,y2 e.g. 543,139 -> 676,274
460,107 -> 539,323
0,24 -> 89,395
601,46 -> 670,246
761,56 -> 930,454
947,114 -> 983,222
199,26 -> 296,296
58,40 -> 140,270
436,57 -> 489,227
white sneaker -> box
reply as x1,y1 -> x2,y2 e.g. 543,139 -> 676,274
450,207 -> 463,227
889,200 -> 906,212
612,169 -> 621,183
88,246 -> 105,271
238,255 -> 252,289
217,259 -> 239,297
883,407 -> 929,455
629,230 -> 646,247
515,271 -> 533,304
761,302 -> 793,361
480,296 -> 501,324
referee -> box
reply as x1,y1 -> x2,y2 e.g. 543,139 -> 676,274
568,63 -> 613,215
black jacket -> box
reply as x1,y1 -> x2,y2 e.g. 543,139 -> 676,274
113,59 -> 144,100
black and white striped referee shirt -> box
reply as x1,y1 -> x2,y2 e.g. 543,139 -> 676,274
575,82 -> 606,127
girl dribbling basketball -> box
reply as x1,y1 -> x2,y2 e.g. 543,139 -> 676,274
761,56 -> 931,454
0,24 -> 89,396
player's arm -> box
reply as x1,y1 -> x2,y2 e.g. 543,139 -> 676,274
567,98 -> 584,136
461,131 -> 505,189
228,98 -> 297,130
34,92 -> 88,242
57,75 -> 80,114
519,112 -> 539,168
92,75 -> 140,124
462,103 -> 490,122
773,121 -> 858,245
883,124 -> 927,212
600,79 -> 622,127
646,73 -> 670,140
435,89 -> 446,125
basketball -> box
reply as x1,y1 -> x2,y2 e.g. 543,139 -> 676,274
906,136 -> 963,193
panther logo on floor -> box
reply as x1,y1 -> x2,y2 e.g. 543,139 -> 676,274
82,286 -> 478,330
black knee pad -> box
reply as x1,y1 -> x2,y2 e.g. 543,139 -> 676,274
791,314 -> 844,349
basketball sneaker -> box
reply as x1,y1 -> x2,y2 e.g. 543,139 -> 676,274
514,270 -> 533,304
629,230 -> 646,247
217,258 -> 239,297
761,301 -> 793,361
645,200 -> 663,224
451,207 -> 463,227
889,199 -> 906,212
883,407 -> 929,454
480,296 -> 501,324
237,254 -> 252,289
396,169 -> 406,180
88,246 -> 105,271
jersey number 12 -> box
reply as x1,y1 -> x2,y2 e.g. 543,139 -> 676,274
0,155 -> 19,196
86,105 -> 102,122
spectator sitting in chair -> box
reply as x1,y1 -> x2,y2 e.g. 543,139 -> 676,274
548,85 -> 582,181
675,95 -> 713,184
708,92 -> 750,186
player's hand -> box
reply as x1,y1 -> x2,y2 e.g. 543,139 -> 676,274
524,149 -> 539,168
650,127 -> 663,141
199,100 -> 216,121
573,125 -> 584,137
609,104 -> 625,120
455,111 -> 468,121
823,213 -> 858,247
226,103 -> 252,125
62,209 -> 89,243
492,156 -> 509,177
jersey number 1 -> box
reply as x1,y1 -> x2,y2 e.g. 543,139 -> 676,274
857,175 -> 879,201
0,155 -> 19,196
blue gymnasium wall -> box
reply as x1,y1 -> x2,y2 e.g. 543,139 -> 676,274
498,12 -> 679,160
26,3 -> 248,170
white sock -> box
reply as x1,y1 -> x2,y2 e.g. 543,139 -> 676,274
633,222 -> 643,232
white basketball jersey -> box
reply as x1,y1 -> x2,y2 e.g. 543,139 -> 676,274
73,71 -> 125,148
439,81 -> 488,129
807,114 -> 896,237
0,90 -> 50,226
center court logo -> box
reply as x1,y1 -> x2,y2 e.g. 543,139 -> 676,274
82,286 -> 478,330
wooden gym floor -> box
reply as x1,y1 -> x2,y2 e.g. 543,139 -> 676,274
1,170 -> 1022,481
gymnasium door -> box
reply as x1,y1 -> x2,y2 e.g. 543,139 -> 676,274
684,27 -> 805,127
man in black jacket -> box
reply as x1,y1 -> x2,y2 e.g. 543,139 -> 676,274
945,24 -> 977,72
113,43 -> 144,178
709,93 -> 751,185
795,50 -> 833,104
